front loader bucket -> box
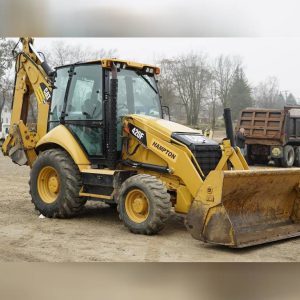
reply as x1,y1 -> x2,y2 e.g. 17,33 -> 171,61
186,169 -> 300,248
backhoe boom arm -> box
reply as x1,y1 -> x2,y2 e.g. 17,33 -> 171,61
1,38 -> 53,166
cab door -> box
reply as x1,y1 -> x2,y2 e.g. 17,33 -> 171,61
51,63 -> 105,164
65,63 -> 104,161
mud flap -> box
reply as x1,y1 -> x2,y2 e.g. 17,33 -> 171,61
186,169 -> 300,248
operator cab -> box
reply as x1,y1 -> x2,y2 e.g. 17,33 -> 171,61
48,60 -> 162,165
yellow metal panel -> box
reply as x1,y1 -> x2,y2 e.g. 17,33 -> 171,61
175,185 -> 193,213
9,67 -> 28,132
150,138 -> 178,162
23,58 -> 51,139
36,125 -> 90,169
100,59 -> 160,73
81,169 -> 115,175
124,136 -> 168,167
79,192 -> 113,200
122,116 -> 203,198
131,114 -> 201,138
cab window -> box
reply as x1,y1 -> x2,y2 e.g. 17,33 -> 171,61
49,67 -> 69,123
115,69 -> 162,118
65,64 -> 103,156
65,64 -> 102,121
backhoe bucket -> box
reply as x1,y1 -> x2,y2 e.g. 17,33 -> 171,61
186,169 -> 300,248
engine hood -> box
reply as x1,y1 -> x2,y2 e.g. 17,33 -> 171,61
130,114 -> 201,136
129,114 -> 218,146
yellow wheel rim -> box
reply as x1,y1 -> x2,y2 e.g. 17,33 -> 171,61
37,166 -> 60,204
125,189 -> 149,223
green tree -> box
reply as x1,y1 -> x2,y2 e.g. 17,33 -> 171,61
286,93 -> 297,105
275,93 -> 285,108
228,67 -> 252,120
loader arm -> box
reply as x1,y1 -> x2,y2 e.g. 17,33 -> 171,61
1,37 -> 53,167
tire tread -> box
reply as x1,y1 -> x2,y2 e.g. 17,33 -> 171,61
29,148 -> 85,218
117,174 -> 171,235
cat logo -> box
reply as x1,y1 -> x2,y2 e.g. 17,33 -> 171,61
39,83 -> 52,104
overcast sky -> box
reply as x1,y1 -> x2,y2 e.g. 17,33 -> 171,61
3,0 -> 300,98
4,0 -> 300,37
35,37 -> 300,99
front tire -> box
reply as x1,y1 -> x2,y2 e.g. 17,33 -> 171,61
117,174 -> 171,235
29,148 -> 86,218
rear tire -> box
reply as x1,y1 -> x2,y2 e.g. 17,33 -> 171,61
29,148 -> 86,218
281,145 -> 295,168
294,146 -> 300,167
117,174 -> 171,235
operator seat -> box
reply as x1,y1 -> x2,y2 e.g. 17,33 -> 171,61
81,93 -> 102,120
79,92 -> 103,155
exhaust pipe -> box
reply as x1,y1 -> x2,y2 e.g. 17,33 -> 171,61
223,108 -> 236,148
107,63 -> 118,169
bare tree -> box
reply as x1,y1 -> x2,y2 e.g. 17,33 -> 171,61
207,78 -> 218,129
0,72 -> 14,128
157,59 -> 185,121
0,38 -> 14,77
213,55 -> 241,109
0,38 -> 15,127
164,53 -> 212,126
45,41 -> 118,67
253,76 -> 283,108
158,59 -> 176,107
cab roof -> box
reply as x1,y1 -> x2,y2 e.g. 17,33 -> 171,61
101,58 -> 159,73
57,58 -> 160,74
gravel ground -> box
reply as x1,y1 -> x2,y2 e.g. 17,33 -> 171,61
1,150 -> 300,262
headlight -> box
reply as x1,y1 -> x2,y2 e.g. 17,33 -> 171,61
272,147 -> 281,157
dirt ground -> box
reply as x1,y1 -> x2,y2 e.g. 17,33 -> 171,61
1,150 -> 300,262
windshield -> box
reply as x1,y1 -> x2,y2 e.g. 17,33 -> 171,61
115,69 -> 162,118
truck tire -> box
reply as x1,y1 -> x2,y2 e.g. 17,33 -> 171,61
117,174 -> 171,235
281,145 -> 295,168
247,155 -> 254,165
246,145 -> 254,165
274,158 -> 282,167
29,148 -> 86,218
294,146 -> 300,167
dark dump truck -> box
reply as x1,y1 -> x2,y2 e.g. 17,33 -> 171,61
237,106 -> 300,167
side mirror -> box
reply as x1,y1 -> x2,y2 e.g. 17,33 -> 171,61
162,105 -> 170,121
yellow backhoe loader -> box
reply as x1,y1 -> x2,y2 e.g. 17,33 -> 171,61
3,37 -> 300,248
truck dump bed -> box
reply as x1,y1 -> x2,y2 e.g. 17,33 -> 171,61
237,108 -> 285,145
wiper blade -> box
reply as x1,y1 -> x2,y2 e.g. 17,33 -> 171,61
137,71 -> 158,94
